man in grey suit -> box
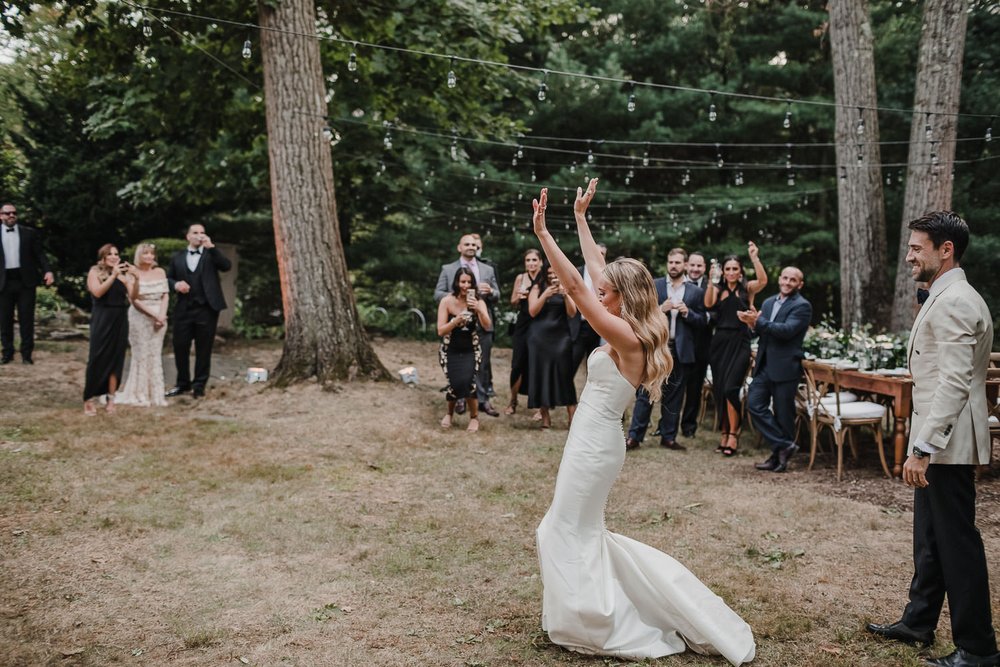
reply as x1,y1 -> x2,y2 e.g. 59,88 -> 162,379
0,203 -> 54,364
434,233 -> 501,416
867,211 -> 998,667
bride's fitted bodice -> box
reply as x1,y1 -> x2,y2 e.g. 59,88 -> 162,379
578,349 -> 636,420
133,278 -> 168,302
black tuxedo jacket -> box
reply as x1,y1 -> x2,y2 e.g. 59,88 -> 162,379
166,247 -> 232,312
752,292 -> 812,383
0,225 -> 52,290
652,277 -> 707,365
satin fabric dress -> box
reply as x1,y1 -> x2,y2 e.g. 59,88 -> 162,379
536,348 -> 756,665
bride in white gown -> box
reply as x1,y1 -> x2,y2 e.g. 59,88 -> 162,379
532,180 -> 756,665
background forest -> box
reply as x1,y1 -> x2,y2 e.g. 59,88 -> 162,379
1,0 -> 998,339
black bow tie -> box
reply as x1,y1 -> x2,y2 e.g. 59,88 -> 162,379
4,227 -> 14,232
189,249 -> 202,255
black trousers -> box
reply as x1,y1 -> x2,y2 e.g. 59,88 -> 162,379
627,345 -> 687,442
681,357 -> 709,435
0,272 -> 37,360
902,464 -> 997,656
172,301 -> 220,390
571,319 -> 602,375
746,366 -> 799,454
476,330 -> 493,403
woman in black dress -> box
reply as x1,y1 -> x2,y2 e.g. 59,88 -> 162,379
437,267 -> 491,432
83,244 -> 136,416
704,242 -> 767,455
506,248 -> 542,415
527,260 -> 578,429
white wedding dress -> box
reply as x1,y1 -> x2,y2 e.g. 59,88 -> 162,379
536,348 -> 756,665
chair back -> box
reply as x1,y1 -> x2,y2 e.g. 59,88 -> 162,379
800,360 -> 829,415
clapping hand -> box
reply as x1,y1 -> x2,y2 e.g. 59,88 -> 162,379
737,307 -> 760,327
532,188 -> 549,236
574,178 -> 599,216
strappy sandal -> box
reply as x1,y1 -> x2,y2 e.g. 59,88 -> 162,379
715,432 -> 729,453
504,400 -> 517,416
105,396 -> 116,414
467,417 -> 480,433
722,432 -> 740,457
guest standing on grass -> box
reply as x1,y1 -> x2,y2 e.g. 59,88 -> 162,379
867,211 -> 998,667
0,202 -> 54,365
704,245 -> 767,456
527,260 -> 578,430
165,224 -> 231,399
437,267 -> 490,432
116,243 -> 169,407
680,251 -> 713,438
506,248 -> 542,415
83,244 -> 134,416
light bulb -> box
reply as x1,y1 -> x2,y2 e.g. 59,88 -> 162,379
518,191 -> 523,201
473,185 -> 478,195
840,166 -> 847,181
348,50 -> 357,72
450,139 -> 458,161
856,151 -> 863,166
787,171 -> 795,186
479,170 -> 485,179
717,154 -> 724,169
627,94 -> 636,113
511,155 -> 518,166
587,149 -> 595,165
785,153 -> 792,170
383,131 -> 392,150
856,108 -> 865,135
447,70 -> 456,88
642,151 -> 649,167
885,173 -> 891,185
570,162 -> 576,174
537,82 -> 547,101
242,39 -> 252,60
142,18 -> 153,38
708,103 -> 717,122
987,126 -> 993,143
516,146 -> 524,159
531,170 -> 537,183
925,114 -> 932,142
783,108 -> 791,129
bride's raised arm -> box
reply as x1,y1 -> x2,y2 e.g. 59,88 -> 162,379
573,178 -> 605,288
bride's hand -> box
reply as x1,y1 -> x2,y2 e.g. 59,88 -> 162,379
574,177 -> 599,216
532,188 -> 549,236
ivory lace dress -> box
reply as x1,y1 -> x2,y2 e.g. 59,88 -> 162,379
116,278 -> 168,407
536,348 -> 756,664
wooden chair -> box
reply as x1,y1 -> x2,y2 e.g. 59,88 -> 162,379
802,360 -> 891,481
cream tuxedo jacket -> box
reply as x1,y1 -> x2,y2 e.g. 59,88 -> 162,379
907,268 -> 994,465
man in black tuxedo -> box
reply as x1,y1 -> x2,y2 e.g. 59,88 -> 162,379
0,203 -> 54,364
740,267 -> 812,473
165,224 -> 231,398
626,248 -> 707,451
680,251 -> 712,437
571,243 -> 606,376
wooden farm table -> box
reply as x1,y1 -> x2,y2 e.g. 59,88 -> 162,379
810,363 -> 912,478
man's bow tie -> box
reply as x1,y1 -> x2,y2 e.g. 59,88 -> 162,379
189,249 -> 202,255
5,227 -> 14,232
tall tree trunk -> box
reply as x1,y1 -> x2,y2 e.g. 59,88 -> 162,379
829,0 -> 890,331
257,0 -> 389,384
889,0 -> 969,331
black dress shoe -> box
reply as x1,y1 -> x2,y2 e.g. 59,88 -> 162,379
660,439 -> 687,451
682,430 -> 696,438
165,386 -> 191,397
0,356 -> 12,365
479,401 -> 500,417
21,358 -> 32,365
455,398 -> 466,415
772,443 -> 800,473
755,456 -> 778,471
192,387 -> 206,398
866,620 -> 935,647
625,437 -> 641,451
924,648 -> 1000,666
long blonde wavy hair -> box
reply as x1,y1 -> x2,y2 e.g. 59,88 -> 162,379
602,258 -> 673,402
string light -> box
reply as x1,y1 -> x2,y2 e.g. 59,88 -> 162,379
642,144 -> 650,167
856,107 -> 865,136
537,70 -> 548,102
715,144 -> 724,169
840,166 -> 847,181
930,141 -> 939,168
587,141 -> 595,165
511,145 -> 520,166
787,170 -> 796,186
783,101 -> 792,129
382,123 -> 393,150
348,43 -> 358,72
142,18 -> 153,38
924,113 -> 933,142
856,145 -> 863,166
242,37 -> 252,60
708,92 -> 717,122
450,130 -> 458,160
785,144 -> 792,169
986,117 -> 993,143
885,172 -> 891,185
627,82 -> 636,113
447,57 -> 457,89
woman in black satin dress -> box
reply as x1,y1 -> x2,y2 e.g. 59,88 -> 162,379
526,261 -> 578,429
83,244 -> 136,416
506,248 -> 542,415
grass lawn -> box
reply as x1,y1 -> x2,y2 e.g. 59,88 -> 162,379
1,337 -> 998,666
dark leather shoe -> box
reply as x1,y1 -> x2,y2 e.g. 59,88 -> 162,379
21,357 -> 32,365
165,386 -> 190,397
772,443 -> 800,473
479,401 -> 500,417
755,456 -> 778,471
682,430 -> 696,438
0,356 -> 12,365
924,648 -> 1000,666
866,620 -> 935,647
660,439 -> 687,451
192,387 -> 206,398
625,437 -> 641,451
455,398 -> 466,415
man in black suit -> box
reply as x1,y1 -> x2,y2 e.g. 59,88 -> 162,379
740,267 -> 812,473
0,203 -> 54,364
680,251 -> 712,437
626,248 -> 707,451
165,224 -> 231,398
571,243 -> 606,375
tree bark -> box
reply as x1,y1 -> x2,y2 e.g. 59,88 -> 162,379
257,0 -> 389,384
889,0 -> 969,331
829,0 -> 890,331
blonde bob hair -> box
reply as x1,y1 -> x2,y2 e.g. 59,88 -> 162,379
602,258 -> 673,402
133,242 -> 157,266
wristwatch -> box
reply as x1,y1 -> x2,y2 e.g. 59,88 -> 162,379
912,447 -> 929,459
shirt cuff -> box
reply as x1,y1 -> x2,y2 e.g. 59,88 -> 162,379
914,439 -> 943,454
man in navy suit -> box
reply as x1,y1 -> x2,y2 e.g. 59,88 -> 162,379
0,203 -> 54,364
626,248 -> 707,451
740,267 -> 812,473
165,223 -> 231,398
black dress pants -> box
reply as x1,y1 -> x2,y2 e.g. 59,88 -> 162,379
571,319 -> 602,374
902,464 -> 997,656
0,273 -> 37,360
172,301 -> 219,390
681,357 -> 709,435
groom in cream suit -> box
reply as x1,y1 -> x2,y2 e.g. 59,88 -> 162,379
867,212 -> 997,667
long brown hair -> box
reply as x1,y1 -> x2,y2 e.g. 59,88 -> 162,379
92,244 -> 119,281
